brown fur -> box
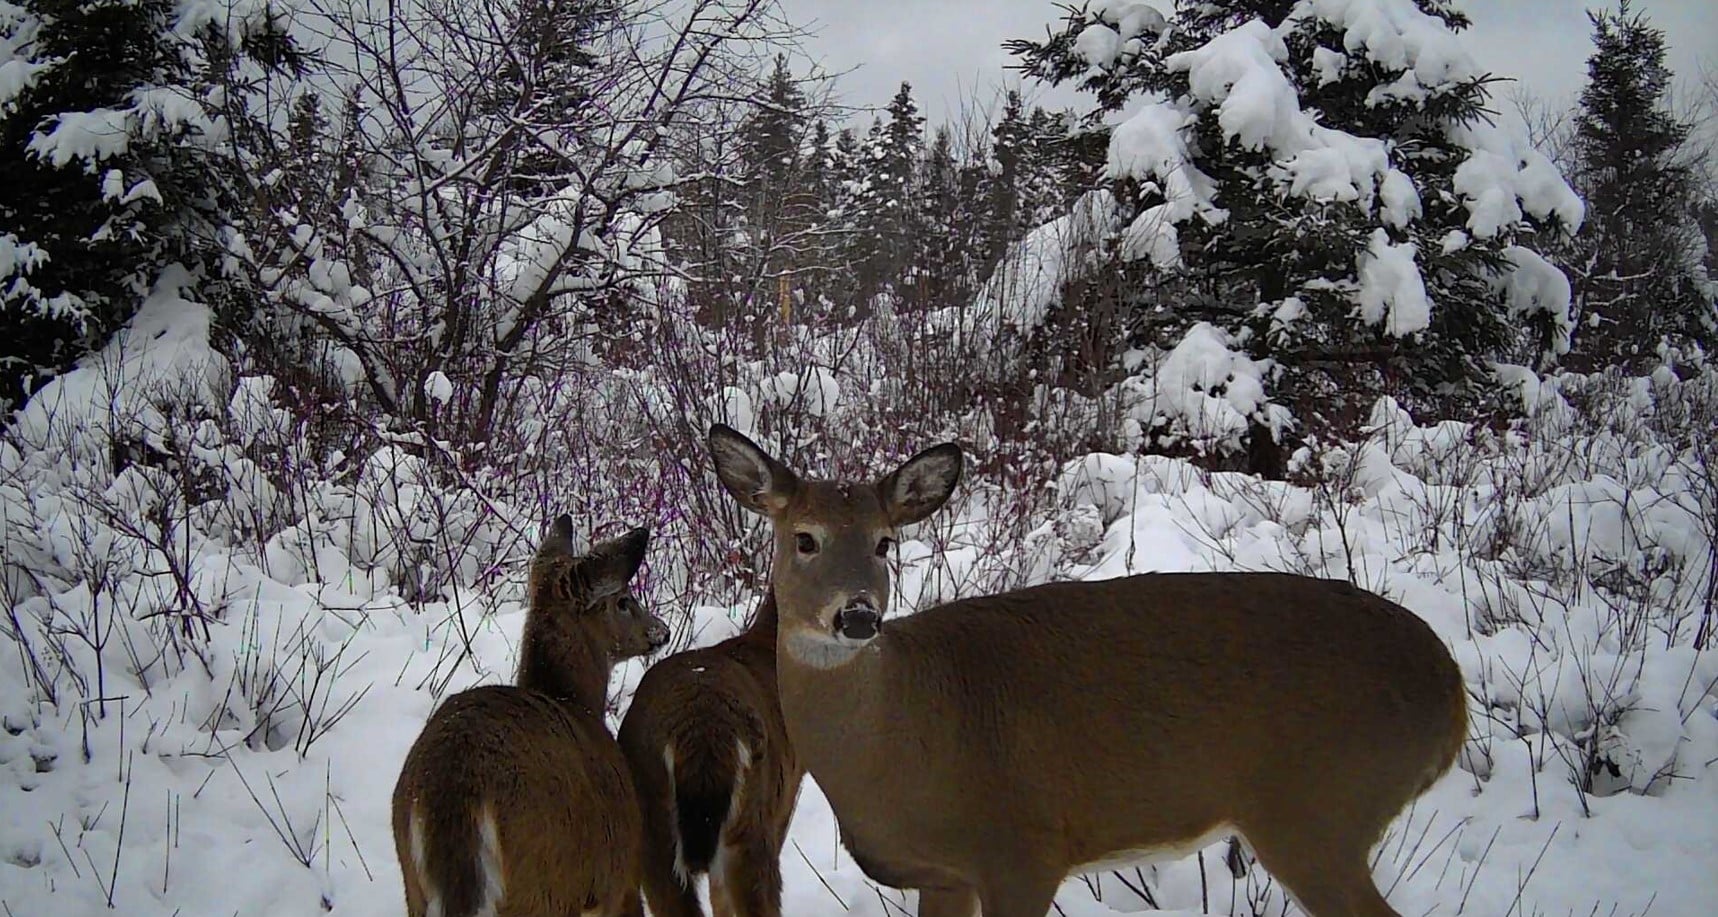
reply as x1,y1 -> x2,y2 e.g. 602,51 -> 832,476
390,519 -> 670,917
618,591 -> 804,917
706,425 -> 1470,917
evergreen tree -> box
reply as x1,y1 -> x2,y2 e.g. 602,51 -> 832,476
482,0 -> 616,199
847,83 -> 925,295
1009,0 -> 1583,448
985,90 -> 1030,268
741,55 -> 808,194
0,0 -> 301,407
1565,0 -> 1715,367
822,125 -> 869,307
736,54 -> 813,312
1020,106 -> 1076,224
803,119 -> 838,227
794,117 -> 840,307
912,127 -> 966,304
983,91 -> 1079,273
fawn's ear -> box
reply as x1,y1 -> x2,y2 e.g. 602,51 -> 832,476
538,514 -> 581,557
877,443 -> 963,528
580,527 -> 651,600
707,424 -> 800,516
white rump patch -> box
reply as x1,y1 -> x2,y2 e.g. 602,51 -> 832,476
475,804 -> 505,917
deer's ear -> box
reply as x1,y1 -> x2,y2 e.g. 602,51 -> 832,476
877,443 -> 963,528
707,424 -> 799,516
580,527 -> 650,599
538,514 -> 581,557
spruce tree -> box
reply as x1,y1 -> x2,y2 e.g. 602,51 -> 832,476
0,0 -> 301,407
1008,0 -> 1584,448
1565,0 -> 1715,367
913,127 -> 965,305
736,54 -> 813,310
880,85 -> 927,280
843,83 -> 926,297
985,91 -> 1030,269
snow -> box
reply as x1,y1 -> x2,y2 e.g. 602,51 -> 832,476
0,2 -> 48,115
1451,123 -> 1586,237
0,56 -> 48,115
174,0 -> 285,47
714,385 -> 758,436
1300,0 -> 1482,100
1169,21 -> 1299,152
1378,166 -> 1421,227
971,189 -> 1118,337
11,265 -> 226,458
1079,1 -> 1169,70
1137,18 -> 1423,230
101,168 -> 164,205
1094,0 -> 1584,376
1311,46 -> 1348,85
1497,245 -> 1576,355
1355,227 -> 1430,336
422,370 -> 453,406
1106,105 -> 1220,267
0,231 -> 48,278
0,1 -> 1708,911
1109,322 -> 1290,454
27,107 -> 133,165
1073,23 -> 1123,70
764,367 -> 840,418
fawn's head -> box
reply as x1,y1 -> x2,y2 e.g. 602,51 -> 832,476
528,517 -> 670,664
706,425 -> 962,667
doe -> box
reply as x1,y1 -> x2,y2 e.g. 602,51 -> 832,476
706,425 -> 1468,917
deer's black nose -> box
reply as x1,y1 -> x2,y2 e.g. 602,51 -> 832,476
834,602 -> 881,641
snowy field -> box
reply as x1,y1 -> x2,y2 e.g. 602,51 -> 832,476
3,290 -> 1715,917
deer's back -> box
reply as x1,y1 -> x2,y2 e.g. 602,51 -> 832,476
621,629 -> 799,811
899,572 -> 1463,778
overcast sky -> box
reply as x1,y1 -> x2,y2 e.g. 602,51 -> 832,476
778,0 -> 1717,131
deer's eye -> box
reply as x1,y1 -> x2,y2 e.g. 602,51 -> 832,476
795,532 -> 818,555
875,537 -> 895,557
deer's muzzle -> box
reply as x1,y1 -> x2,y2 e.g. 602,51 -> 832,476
833,602 -> 881,641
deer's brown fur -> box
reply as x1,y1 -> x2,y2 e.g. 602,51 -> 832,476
390,518 -> 669,917
619,590 -> 803,917
706,425 -> 1469,917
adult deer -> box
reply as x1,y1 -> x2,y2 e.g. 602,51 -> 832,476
619,589 -> 803,917
391,518 -> 670,917
705,425 -> 1468,917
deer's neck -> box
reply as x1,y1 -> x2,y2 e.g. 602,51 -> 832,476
516,614 -> 614,715
775,626 -> 897,796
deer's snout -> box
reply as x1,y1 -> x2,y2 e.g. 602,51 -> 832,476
646,619 -> 671,650
833,597 -> 881,642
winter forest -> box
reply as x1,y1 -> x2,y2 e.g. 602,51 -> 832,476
2,0 -> 1717,913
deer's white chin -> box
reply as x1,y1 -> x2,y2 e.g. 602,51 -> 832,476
784,629 -> 872,669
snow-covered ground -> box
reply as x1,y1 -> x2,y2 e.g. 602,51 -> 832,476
5,348 -> 1716,916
